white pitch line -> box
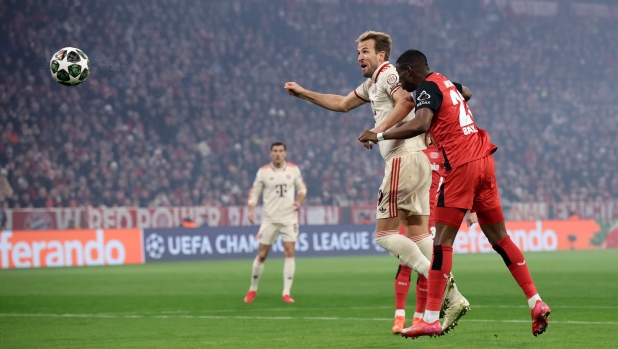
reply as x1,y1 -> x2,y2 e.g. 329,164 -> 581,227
0,313 -> 617,325
199,304 -> 618,313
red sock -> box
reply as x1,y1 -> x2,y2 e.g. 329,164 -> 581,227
415,275 -> 428,314
395,264 -> 412,310
426,245 -> 453,312
493,235 -> 538,298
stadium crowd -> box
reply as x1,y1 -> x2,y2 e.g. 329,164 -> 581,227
0,0 -> 617,210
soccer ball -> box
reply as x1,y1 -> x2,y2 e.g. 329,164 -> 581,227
49,47 -> 90,86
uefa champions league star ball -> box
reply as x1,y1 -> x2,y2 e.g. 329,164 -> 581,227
49,47 -> 90,86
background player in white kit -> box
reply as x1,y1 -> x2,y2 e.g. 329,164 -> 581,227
284,31 -> 468,331
244,142 -> 307,304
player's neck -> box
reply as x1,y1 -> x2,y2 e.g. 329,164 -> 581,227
271,161 -> 285,169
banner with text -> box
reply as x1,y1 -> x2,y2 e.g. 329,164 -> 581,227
5,206 -> 342,230
0,229 -> 143,269
142,225 -> 387,262
454,220 -> 600,254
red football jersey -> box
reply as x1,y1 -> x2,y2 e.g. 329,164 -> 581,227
415,72 -> 497,170
422,143 -> 443,209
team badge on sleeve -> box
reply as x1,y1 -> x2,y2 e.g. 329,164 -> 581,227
386,74 -> 397,85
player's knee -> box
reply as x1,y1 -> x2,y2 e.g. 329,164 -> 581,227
257,254 -> 267,262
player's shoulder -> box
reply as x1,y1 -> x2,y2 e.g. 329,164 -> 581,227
286,162 -> 303,174
416,79 -> 442,99
375,63 -> 398,85
258,164 -> 272,172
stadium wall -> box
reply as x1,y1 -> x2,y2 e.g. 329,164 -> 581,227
5,202 -> 618,231
1,220 -> 613,269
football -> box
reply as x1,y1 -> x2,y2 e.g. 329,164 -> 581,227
49,47 -> 90,86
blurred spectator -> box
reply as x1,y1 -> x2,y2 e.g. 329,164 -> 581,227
0,0 -> 616,209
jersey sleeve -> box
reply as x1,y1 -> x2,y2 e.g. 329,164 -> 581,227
414,81 -> 443,112
379,70 -> 401,97
294,168 -> 307,196
452,82 -> 463,94
354,80 -> 370,103
247,169 -> 264,206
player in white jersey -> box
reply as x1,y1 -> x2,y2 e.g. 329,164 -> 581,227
244,142 -> 307,304
284,31 -> 468,332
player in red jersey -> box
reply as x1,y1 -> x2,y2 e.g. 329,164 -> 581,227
392,135 -> 477,334
359,49 -> 550,338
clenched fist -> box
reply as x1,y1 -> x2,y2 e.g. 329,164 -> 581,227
284,82 -> 306,98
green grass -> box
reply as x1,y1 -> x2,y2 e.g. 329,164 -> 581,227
1,250 -> 618,348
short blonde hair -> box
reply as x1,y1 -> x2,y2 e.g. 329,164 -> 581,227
357,31 -> 392,61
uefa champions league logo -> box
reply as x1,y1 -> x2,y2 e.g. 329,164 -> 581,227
145,233 -> 165,259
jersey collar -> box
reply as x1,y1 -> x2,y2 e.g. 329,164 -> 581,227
270,161 -> 287,171
372,61 -> 391,83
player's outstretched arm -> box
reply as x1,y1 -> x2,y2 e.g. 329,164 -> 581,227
371,88 -> 416,133
358,108 -> 434,143
284,82 -> 366,112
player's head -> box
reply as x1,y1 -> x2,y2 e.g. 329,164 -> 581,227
270,141 -> 287,165
356,31 -> 392,78
395,49 -> 430,92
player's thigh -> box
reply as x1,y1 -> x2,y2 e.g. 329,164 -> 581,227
256,221 -> 280,245
438,161 -> 476,211
376,215 -> 404,233
376,157 -> 400,220
279,222 -> 299,243
472,155 -> 501,212
398,152 -> 432,217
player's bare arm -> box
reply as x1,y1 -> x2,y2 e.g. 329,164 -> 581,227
371,88 -> 416,133
294,192 -> 306,211
248,204 -> 256,224
358,108 -> 434,143
284,82 -> 366,112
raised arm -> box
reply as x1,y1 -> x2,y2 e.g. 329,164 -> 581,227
284,82 -> 366,112
371,88 -> 416,133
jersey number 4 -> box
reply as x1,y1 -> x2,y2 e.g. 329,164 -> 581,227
449,89 -> 474,127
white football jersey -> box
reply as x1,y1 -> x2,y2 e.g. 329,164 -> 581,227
248,162 -> 307,223
354,61 -> 426,161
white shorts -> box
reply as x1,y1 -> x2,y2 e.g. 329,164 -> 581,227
376,151 -> 431,219
255,221 -> 299,245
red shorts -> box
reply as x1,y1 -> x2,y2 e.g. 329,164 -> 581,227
437,155 -> 501,212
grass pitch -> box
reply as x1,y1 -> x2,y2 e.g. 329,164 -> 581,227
1,250 -> 617,348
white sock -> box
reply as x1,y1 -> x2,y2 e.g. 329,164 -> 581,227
282,257 -> 295,296
376,233 -> 430,277
395,309 -> 405,317
423,310 -> 440,323
249,258 -> 264,292
527,294 -> 541,309
413,312 -> 424,319
413,235 -> 433,263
